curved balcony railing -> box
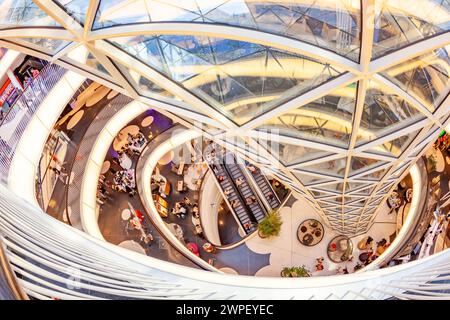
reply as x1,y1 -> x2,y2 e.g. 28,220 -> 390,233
0,183 -> 450,300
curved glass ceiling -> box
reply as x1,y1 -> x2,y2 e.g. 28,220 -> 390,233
111,34 -> 343,124
94,0 -> 362,61
0,0 -> 449,235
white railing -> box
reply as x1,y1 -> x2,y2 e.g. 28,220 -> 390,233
0,184 -> 450,300
0,63 -> 66,185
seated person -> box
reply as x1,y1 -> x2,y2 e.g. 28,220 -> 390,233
183,196 -> 192,206
192,204 -> 199,215
127,133 -> 134,144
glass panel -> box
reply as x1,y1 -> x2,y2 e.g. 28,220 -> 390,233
94,0 -> 361,61
115,62 -> 173,98
0,0 -> 61,28
293,172 -> 330,185
55,0 -> 89,24
64,45 -> 112,78
257,82 -> 356,148
348,186 -> 374,196
297,157 -> 347,177
355,166 -> 388,181
111,35 -> 343,125
365,129 -> 420,158
382,46 -> 450,110
312,182 -> 345,193
356,81 -> 425,145
85,52 -> 110,76
372,0 -> 450,59
260,139 -> 329,166
349,156 -> 384,176
13,38 -> 69,55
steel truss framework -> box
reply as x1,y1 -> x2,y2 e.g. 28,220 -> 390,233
0,0 -> 449,235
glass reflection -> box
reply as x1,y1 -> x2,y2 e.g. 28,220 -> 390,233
261,139 -> 329,166
0,0 -> 60,28
94,0 -> 361,61
356,81 -> 424,145
366,129 -> 420,158
257,82 -> 356,148
300,157 -> 347,177
373,0 -> 450,59
111,35 -> 342,124
55,0 -> 89,24
15,38 -> 69,55
382,46 -> 450,110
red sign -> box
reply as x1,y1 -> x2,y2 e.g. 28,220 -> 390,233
0,78 -> 15,106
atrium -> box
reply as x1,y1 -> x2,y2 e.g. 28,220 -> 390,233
0,0 -> 449,301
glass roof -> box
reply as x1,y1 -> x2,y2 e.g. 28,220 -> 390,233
2,0 -> 449,236
94,0 -> 361,61
54,0 -> 89,24
382,45 -> 450,110
256,82 -> 356,148
0,0 -> 61,28
111,34 -> 343,125
372,0 -> 450,59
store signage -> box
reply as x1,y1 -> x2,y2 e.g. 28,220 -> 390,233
0,78 -> 19,108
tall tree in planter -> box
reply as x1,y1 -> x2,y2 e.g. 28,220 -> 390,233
258,210 -> 282,238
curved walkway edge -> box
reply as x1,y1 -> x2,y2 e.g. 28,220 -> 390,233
135,126 -> 219,272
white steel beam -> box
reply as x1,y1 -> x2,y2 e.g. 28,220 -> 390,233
87,23 -> 362,75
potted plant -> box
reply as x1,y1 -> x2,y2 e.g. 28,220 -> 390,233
280,266 -> 311,277
426,154 -> 437,172
258,210 -> 282,238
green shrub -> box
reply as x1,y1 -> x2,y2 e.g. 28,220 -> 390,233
427,154 -> 437,172
258,210 -> 282,238
281,266 -> 311,277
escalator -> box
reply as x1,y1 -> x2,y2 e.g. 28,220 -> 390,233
222,153 -> 266,223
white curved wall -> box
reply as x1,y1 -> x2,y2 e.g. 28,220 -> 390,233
199,171 -> 222,246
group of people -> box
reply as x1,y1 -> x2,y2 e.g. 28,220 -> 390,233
169,194 -> 204,239
97,174 -> 113,206
126,131 -> 147,154
126,209 -> 154,247
112,169 -> 136,197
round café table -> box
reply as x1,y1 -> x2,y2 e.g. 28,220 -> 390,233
327,235 -> 353,263
113,125 -> 140,151
297,219 -> 324,246
86,86 -> 111,107
107,90 -> 119,100
141,116 -> 154,127
101,161 -> 110,174
119,154 -> 132,170
121,209 -> 131,221
67,110 -> 84,130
